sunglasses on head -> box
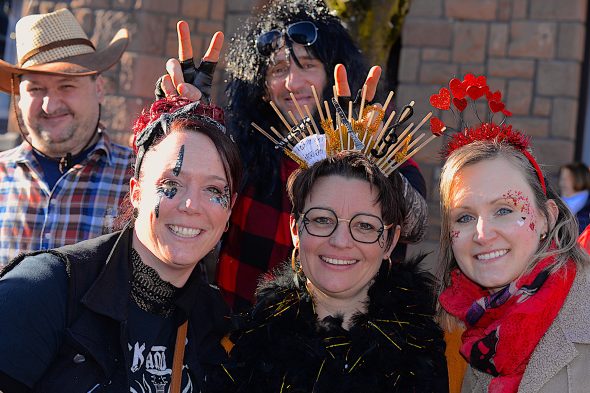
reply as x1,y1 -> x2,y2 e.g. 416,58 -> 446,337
256,21 -> 319,56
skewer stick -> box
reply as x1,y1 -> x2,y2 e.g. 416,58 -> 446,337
348,101 -> 353,149
358,84 -> 367,120
287,111 -> 310,137
380,133 -> 425,172
289,93 -> 313,137
376,122 -> 415,167
381,91 -> 394,115
304,104 -> 321,135
324,101 -> 332,123
373,109 -> 396,148
387,134 -> 437,174
311,85 -> 325,123
270,101 -> 294,132
251,123 -> 280,145
361,110 -> 376,152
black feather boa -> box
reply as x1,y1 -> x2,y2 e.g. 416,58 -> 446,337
207,256 -> 448,392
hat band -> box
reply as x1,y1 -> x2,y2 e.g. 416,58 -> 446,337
19,38 -> 96,67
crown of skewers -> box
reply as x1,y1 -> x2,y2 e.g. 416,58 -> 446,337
429,74 -> 546,194
252,85 -> 440,177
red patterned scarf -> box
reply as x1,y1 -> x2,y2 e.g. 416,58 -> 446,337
439,256 -> 576,392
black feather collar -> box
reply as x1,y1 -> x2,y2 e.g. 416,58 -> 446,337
212,256 -> 449,393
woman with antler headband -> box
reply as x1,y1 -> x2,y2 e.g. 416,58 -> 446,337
203,66 -> 448,393
0,97 -> 241,392
433,75 -> 590,393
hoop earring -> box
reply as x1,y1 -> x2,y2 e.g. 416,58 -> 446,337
224,221 -> 230,232
540,232 -> 547,241
291,248 -> 302,273
387,257 -> 392,272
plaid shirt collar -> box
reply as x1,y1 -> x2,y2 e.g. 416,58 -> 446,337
11,129 -> 114,167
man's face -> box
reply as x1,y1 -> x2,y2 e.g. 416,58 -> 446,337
18,73 -> 104,156
265,43 -> 327,122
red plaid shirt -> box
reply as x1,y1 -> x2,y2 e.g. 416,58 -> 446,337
217,157 -> 298,310
0,132 -> 133,266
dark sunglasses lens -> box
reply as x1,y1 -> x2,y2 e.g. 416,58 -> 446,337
287,21 -> 317,46
256,30 -> 281,56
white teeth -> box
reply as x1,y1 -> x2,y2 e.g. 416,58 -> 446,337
476,249 -> 508,260
321,256 -> 358,266
169,225 -> 201,238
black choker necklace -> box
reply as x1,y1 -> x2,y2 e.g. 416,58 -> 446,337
130,248 -> 178,317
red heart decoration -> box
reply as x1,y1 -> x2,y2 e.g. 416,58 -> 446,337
449,78 -> 466,99
489,100 -> 505,113
486,89 -> 502,102
475,75 -> 487,87
502,108 -> 512,117
430,117 -> 446,136
453,97 -> 467,112
429,87 -> 451,110
466,85 -> 485,100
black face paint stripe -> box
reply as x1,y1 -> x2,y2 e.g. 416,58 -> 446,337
173,145 -> 185,177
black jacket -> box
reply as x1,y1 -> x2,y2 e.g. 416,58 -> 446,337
0,229 -> 229,392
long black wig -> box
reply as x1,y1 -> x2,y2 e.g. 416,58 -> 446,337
224,0 -> 371,193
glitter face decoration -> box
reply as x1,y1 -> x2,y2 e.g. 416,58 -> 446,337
209,185 -> 231,210
154,180 -> 178,218
173,145 -> 185,176
502,190 -> 536,232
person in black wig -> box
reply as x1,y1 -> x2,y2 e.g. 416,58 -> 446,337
159,0 -> 429,311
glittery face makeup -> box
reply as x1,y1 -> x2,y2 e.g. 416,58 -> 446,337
154,180 -> 178,218
173,145 -> 184,177
448,157 -> 546,293
502,189 -> 536,232
208,184 -> 231,210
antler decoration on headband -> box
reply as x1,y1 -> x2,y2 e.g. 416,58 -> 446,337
429,73 -> 512,136
431,74 -> 546,194
252,84 -> 441,177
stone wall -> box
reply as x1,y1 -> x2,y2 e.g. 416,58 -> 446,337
400,0 -> 587,267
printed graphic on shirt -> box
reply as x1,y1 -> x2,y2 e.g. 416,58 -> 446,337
128,341 -> 193,393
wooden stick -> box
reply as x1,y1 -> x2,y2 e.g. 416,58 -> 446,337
251,122 -> 280,145
380,133 -> 426,173
270,101 -> 293,132
311,85 -> 325,123
348,100 -> 353,150
376,122 -> 415,167
381,91 -> 394,115
387,134 -> 437,174
358,84 -> 367,121
304,104 -> 321,135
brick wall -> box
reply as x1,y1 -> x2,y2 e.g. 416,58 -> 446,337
400,0 -> 587,268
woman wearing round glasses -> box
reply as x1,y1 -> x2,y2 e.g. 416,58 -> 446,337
207,150 -> 448,392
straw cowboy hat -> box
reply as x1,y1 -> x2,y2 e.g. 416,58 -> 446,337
0,8 -> 128,93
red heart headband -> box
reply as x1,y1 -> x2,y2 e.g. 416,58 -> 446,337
430,74 -> 546,195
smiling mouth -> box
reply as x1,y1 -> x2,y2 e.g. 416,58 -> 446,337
320,256 -> 358,266
168,225 -> 202,238
475,249 -> 509,261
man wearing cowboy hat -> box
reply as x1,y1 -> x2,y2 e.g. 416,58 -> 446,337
0,8 -> 133,266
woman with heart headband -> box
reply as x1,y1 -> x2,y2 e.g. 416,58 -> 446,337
432,74 -> 590,393
0,97 -> 242,392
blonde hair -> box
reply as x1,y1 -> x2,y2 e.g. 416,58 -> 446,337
436,139 -> 589,325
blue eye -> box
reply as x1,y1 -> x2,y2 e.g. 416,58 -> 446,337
497,207 -> 512,216
456,214 -> 474,224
